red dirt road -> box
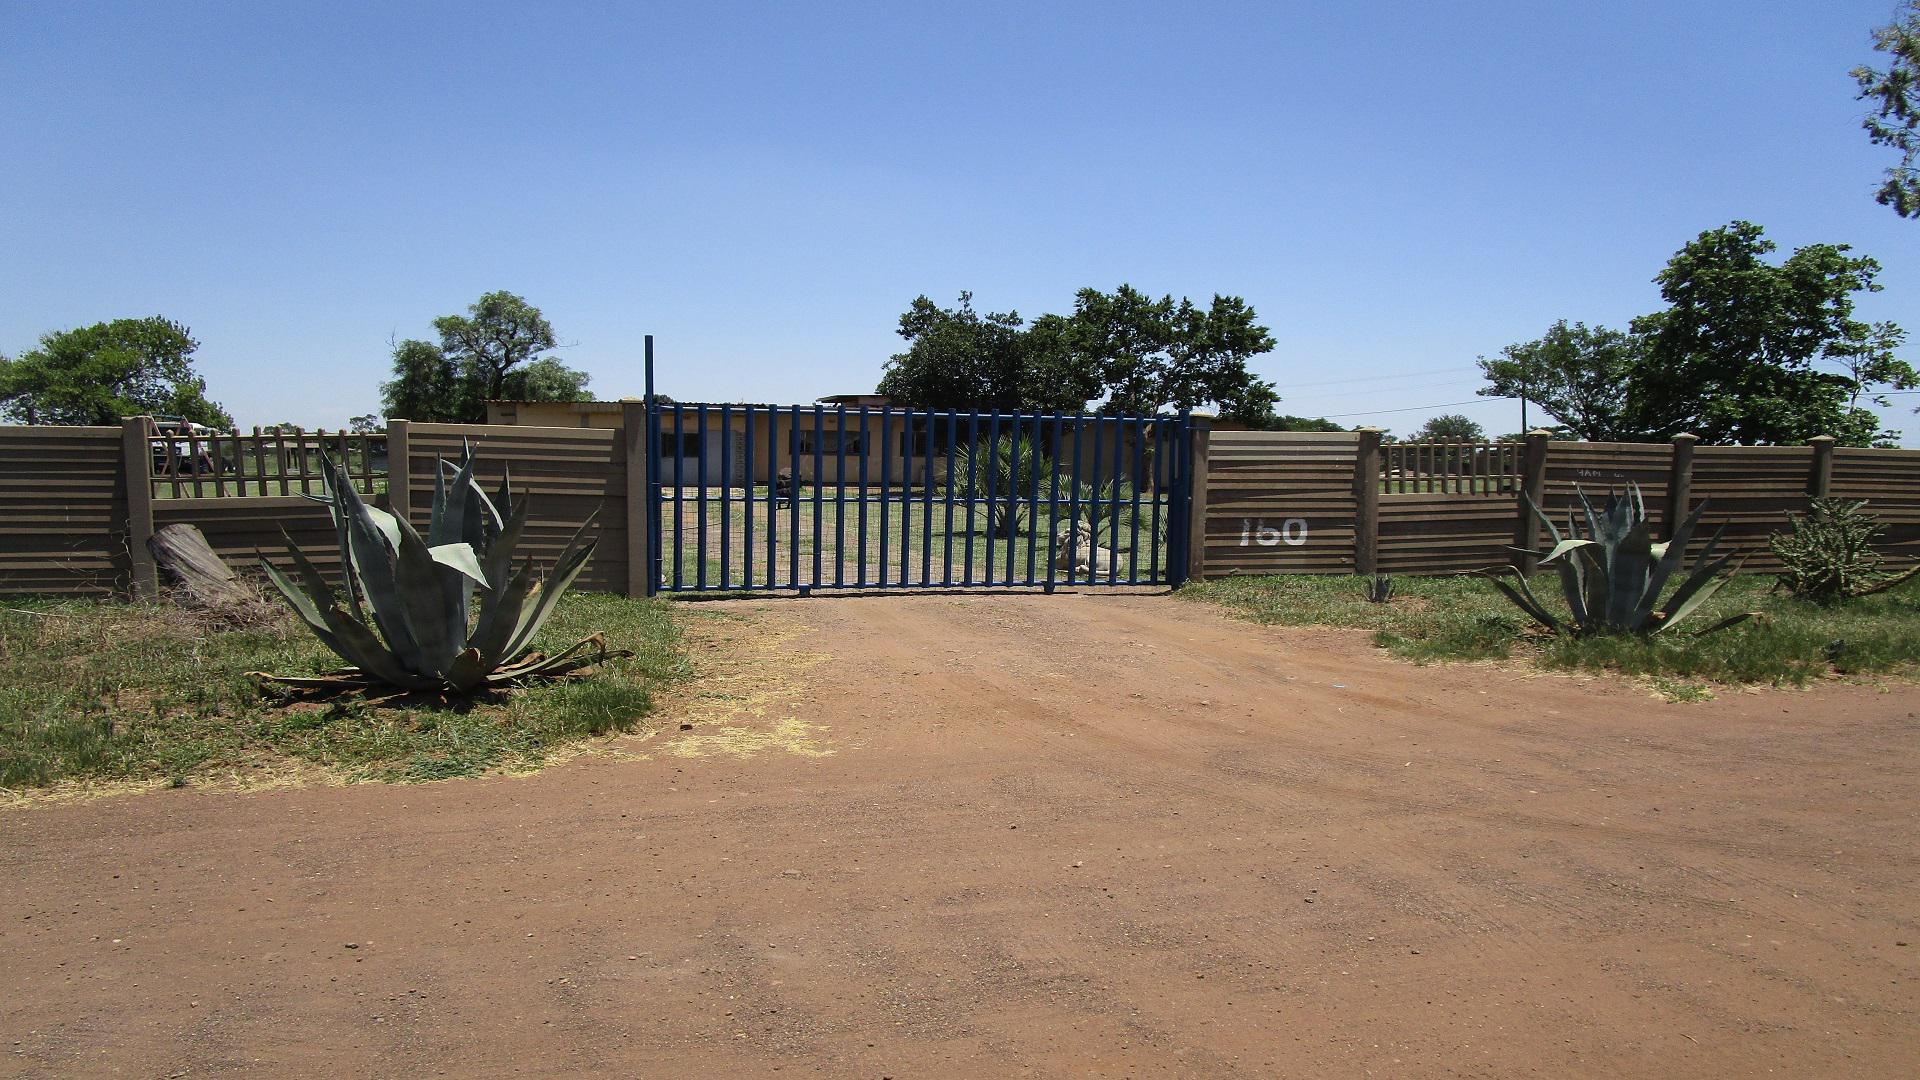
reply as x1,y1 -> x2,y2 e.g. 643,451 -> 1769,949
4,593 -> 1918,1078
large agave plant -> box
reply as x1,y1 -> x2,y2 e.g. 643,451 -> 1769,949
253,445 -> 625,694
1477,485 -> 1755,636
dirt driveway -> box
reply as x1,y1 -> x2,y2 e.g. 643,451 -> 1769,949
4,593 -> 1918,1078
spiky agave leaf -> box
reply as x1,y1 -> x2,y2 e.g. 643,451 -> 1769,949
1472,565 -> 1563,633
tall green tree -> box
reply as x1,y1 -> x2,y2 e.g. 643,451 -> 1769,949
876,293 -> 1096,412
379,291 -> 590,422
1068,285 -> 1279,420
1476,321 -> 1641,441
876,285 -> 1280,420
1853,0 -> 1920,218
0,317 -> 233,427
1408,414 -> 1487,441
1627,221 -> 1912,446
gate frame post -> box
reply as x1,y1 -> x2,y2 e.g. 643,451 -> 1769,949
1807,434 -> 1835,500
1665,432 -> 1698,541
1180,413 -> 1211,587
1353,427 -> 1383,576
120,416 -> 158,602
623,399 -> 654,598
385,419 -> 412,523
1514,429 -> 1552,575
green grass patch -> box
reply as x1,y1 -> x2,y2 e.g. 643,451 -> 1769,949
1,592 -> 690,792
1180,572 -> 1920,686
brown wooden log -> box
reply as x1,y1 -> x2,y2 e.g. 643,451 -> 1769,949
147,522 -> 257,608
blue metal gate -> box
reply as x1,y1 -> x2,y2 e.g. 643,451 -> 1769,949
644,353 -> 1192,595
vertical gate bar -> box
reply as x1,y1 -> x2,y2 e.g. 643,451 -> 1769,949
1020,416 -> 1036,584
1086,417 -> 1104,586
696,404 -> 709,590
1045,414 -> 1063,588
919,411 -> 933,586
789,405 -> 801,589
744,405 -> 755,588
296,428 -> 312,496
1004,420 -> 1020,586
1128,418 -> 1144,583
898,407 -> 911,584
1106,417 -> 1124,584
1021,416 -> 1036,585
672,404 -> 685,590
812,404 -> 824,588
719,404 -> 732,589
834,404 -> 848,587
336,429 -> 351,495
942,410 -> 957,585
642,337 -> 658,593
766,408 -> 778,587
1148,421 -> 1164,582
858,406 -> 871,588
963,409 -> 979,584
878,407 -> 892,587
1067,415 -> 1084,584
1167,411 -> 1182,584
983,410 -> 1000,584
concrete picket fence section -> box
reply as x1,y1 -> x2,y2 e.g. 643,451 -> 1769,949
5,416 -> 1919,598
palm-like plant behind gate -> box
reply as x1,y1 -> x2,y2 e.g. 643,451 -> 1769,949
951,432 -> 1153,547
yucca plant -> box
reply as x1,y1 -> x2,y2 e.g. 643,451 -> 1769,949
1071,476 -> 1142,544
952,434 -> 1050,539
1476,485 -> 1755,637
252,445 -> 626,694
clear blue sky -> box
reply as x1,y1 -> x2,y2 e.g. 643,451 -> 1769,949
4,1 -> 1915,440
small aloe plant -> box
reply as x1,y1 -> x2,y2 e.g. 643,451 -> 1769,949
1477,485 -> 1755,636
252,445 -> 625,694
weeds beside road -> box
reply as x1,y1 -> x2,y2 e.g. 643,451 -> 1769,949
0,593 -> 687,792
1181,572 -> 1920,692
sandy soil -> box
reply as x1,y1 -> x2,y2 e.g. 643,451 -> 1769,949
3,592 -> 1918,1078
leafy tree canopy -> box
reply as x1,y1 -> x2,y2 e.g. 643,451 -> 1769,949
1237,413 -> 1348,432
1408,413 -> 1487,442
876,285 -> 1279,421
1628,221 -> 1911,446
1068,285 -> 1279,421
1853,1 -> 1920,218
0,317 -> 233,428
379,291 -> 591,423
1479,223 -> 1911,448
876,293 -> 1096,413
1477,321 -> 1640,441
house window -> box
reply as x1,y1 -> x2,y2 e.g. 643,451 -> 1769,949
658,432 -> 703,459
899,426 -> 959,457
793,430 -> 863,455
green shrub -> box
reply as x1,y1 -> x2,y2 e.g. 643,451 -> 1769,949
1770,498 -> 1920,602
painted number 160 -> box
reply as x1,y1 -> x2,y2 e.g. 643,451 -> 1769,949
1239,518 -> 1308,547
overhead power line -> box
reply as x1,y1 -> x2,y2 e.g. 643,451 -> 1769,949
1280,365 -> 1476,390
1318,397 -> 1510,419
